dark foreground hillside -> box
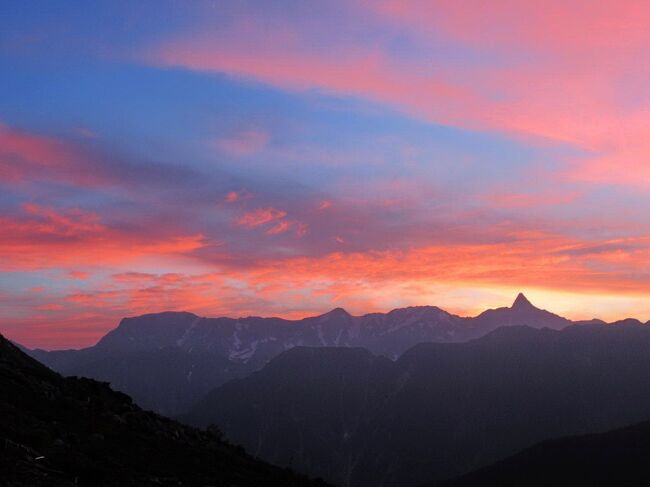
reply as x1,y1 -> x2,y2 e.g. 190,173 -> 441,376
0,333 -> 327,487
440,420 -> 650,487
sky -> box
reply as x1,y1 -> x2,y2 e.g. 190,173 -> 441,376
1,0 -> 650,349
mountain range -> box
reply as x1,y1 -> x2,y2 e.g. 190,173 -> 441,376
0,332 -> 327,486
25,294 -> 611,414
8,294 -> 650,486
184,323 -> 650,486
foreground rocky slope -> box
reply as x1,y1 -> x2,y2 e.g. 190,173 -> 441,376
0,333 -> 326,486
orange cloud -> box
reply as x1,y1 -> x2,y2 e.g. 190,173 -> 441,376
233,206 -> 307,237
235,207 -> 287,227
6,229 -> 650,349
0,204 -> 207,271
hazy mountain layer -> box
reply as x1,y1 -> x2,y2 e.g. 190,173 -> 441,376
27,294 -> 596,414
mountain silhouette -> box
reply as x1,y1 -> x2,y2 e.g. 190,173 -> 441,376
0,332 -> 327,486
185,322 -> 650,486
470,293 -> 573,331
25,295 -> 608,414
439,419 -> 650,487
512,292 -> 534,309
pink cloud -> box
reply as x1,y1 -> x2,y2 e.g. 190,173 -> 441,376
0,121 -> 193,190
486,190 -> 582,209
0,122 -> 83,182
235,207 -> 287,227
146,5 -> 650,187
152,31 -> 478,130
38,303 -> 64,311
225,191 -> 240,203
295,222 -> 308,237
224,190 -> 254,204
266,220 -> 291,235
68,271 -> 90,280
370,1 -> 650,53
234,207 -> 307,237
0,204 -> 207,271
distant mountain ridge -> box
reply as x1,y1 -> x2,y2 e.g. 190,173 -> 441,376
24,294 -> 643,414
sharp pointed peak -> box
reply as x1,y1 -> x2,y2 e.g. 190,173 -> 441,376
512,292 -> 535,310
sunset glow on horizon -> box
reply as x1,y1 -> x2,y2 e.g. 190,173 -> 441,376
2,1 -> 650,349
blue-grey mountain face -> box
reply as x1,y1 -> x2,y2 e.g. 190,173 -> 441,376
27,295 -> 601,414
185,323 -> 650,487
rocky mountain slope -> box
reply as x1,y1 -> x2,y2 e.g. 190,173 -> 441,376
0,332 -> 327,486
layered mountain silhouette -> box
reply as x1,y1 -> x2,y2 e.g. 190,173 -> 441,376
184,322 -> 650,487
439,419 -> 650,486
7,294 -> 650,486
26,294 -> 604,414
0,332 -> 327,486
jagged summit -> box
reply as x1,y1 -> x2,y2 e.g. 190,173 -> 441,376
511,292 -> 535,311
